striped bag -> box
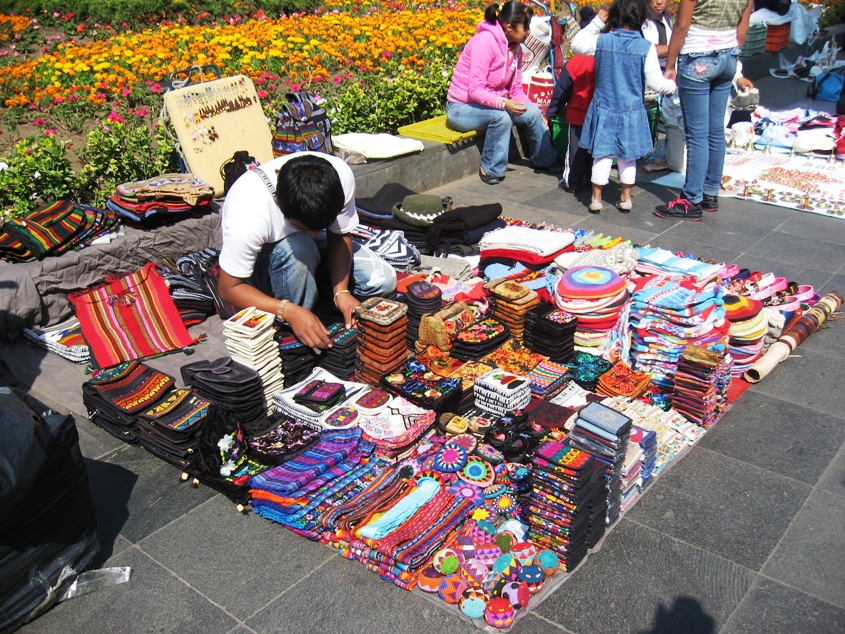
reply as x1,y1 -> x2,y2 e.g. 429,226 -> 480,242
0,201 -> 88,261
69,262 -> 198,368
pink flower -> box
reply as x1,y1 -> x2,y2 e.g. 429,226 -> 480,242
290,83 -> 301,92
256,89 -> 268,98
95,92 -> 106,100
32,117 -> 48,126
44,128 -> 57,137
53,95 -> 64,103
333,75 -> 343,84
135,106 -> 149,117
121,88 -> 131,97
150,83 -> 162,94
106,109 -> 124,124
381,50 -> 393,58
313,76 -> 324,83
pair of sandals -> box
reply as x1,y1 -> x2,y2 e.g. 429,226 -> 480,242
589,199 -> 632,214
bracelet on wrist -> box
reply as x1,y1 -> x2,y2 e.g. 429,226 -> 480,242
276,299 -> 289,322
333,289 -> 351,302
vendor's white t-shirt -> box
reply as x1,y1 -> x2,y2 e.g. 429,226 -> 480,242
219,152 -> 358,279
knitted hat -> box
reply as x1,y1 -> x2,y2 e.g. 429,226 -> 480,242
393,194 -> 451,227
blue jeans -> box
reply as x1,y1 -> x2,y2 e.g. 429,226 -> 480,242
677,48 -> 738,203
446,101 -> 558,178
253,231 -> 396,310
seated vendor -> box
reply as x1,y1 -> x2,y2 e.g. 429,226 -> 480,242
218,152 -> 397,348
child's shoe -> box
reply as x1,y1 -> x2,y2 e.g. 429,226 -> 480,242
588,200 -> 603,214
616,199 -> 632,213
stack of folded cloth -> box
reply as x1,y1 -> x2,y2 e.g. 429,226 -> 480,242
82,360 -> 174,444
362,229 -> 421,272
473,368 -> 532,417
529,441 -> 609,571
595,361 -> 651,399
403,281 -> 442,348
566,351 -> 612,391
723,295 -> 766,378
450,317 -> 511,361
554,266 -> 629,350
223,307 -> 285,413
134,387 -> 211,470
569,402 -> 632,525
106,173 -> 214,225
635,247 -> 725,286
526,359 -> 571,400
629,424 -> 658,491
485,279 -> 540,342
181,357 -> 267,429
671,344 -> 731,428
425,203 -> 505,257
276,326 -> 334,386
317,326 -> 359,380
479,226 -> 576,267
619,441 -> 645,513
0,200 -> 119,262
273,367 -> 369,429
628,276 -> 729,389
354,298 -> 409,386
524,303 -> 578,362
23,318 -> 90,364
156,250 -> 218,326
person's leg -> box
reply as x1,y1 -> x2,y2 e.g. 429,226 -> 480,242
677,65 -> 711,204
590,156 -> 613,211
616,158 -> 636,212
564,124 -> 588,191
514,103 -> 558,168
350,242 -> 397,298
446,101 -> 512,178
704,54 -> 737,198
254,231 -> 321,309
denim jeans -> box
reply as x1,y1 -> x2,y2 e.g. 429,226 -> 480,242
446,101 -> 558,178
677,48 -> 738,203
252,231 -> 396,310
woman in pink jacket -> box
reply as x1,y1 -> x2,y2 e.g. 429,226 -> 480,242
446,1 -> 560,185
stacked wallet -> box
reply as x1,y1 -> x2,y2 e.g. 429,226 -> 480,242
181,357 -> 267,430
317,325 -> 359,380
473,368 -> 533,417
354,298 -> 409,386
485,279 -> 540,342
403,281 -> 442,348
524,303 -> 578,363
223,307 -> 285,412
450,317 -> 511,361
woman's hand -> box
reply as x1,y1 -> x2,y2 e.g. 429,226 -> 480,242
285,303 -> 332,349
736,76 -> 754,91
597,8 -> 609,22
664,67 -> 677,82
505,99 -> 527,116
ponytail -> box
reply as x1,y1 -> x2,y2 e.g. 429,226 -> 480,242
484,1 -> 533,29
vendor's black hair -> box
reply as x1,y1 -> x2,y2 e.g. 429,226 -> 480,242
276,155 -> 344,232
484,1 -> 533,30
608,0 -> 648,30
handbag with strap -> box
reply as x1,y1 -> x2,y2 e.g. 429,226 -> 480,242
272,91 -> 334,157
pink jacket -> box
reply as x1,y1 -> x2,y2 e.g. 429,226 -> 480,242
447,20 -> 529,110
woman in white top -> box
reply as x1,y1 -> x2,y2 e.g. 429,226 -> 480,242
641,0 -> 673,68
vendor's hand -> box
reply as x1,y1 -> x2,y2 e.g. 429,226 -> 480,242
285,303 -> 332,349
664,67 -> 677,83
597,8 -> 609,22
736,76 -> 755,92
505,99 -> 527,116
334,291 -> 360,329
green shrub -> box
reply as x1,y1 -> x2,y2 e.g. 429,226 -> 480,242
0,133 -> 77,220
324,63 -> 452,135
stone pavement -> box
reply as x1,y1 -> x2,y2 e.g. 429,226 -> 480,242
9,74 -> 845,634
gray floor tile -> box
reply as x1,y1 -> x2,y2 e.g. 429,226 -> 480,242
19,547 -> 238,634
86,445 -> 215,545
699,391 -> 845,485
704,197 -> 797,231
76,417 -> 128,461
816,441 -> 845,499
657,217 -> 772,254
535,519 -> 753,634
721,577 -> 845,634
520,187 -> 595,217
748,347 -> 845,419
139,495 -> 334,620
762,490 -> 845,609
499,201 -> 584,227
745,231 -> 845,272
625,448 -> 811,570
227,626 -> 259,634
509,613 -> 574,633
246,556 -> 476,634
776,212 -> 845,247
732,254 -> 833,295
449,169 -> 562,205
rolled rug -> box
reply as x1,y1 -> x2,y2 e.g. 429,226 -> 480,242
744,291 -> 843,383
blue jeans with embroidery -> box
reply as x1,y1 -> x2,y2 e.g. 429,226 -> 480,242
252,231 -> 396,310
446,101 -> 558,178
677,48 -> 738,203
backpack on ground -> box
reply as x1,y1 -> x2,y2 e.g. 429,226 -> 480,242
219,150 -> 258,197
807,71 -> 844,102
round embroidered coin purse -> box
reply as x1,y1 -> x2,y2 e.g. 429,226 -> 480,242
501,580 -> 530,609
435,444 -> 469,473
460,595 -> 487,620
458,458 -> 495,488
491,553 -> 518,580
354,389 -> 392,416
416,566 -> 443,593
448,433 -> 478,453
323,406 -> 358,429
481,571 -> 505,595
438,574 -> 469,604
494,531 -> 517,554
536,550 -> 560,576
518,564 -> 546,594
473,542 -> 503,566
484,597 -> 516,629
475,443 -> 505,464
455,534 -> 476,560
511,542 -> 538,568
433,547 -> 463,573
459,558 -> 490,588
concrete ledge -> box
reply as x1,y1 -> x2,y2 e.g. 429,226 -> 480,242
350,137 -> 483,197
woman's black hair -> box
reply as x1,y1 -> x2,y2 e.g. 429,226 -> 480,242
608,0 -> 648,30
484,1 -> 533,30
